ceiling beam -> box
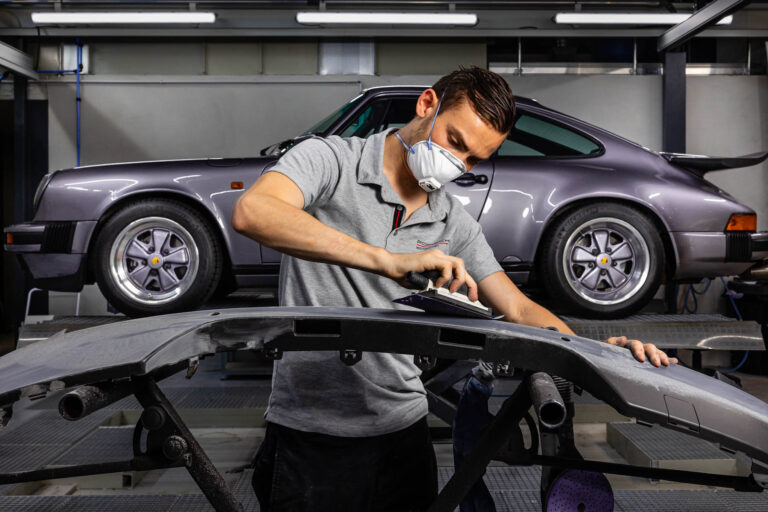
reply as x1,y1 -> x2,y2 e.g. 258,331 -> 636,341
0,41 -> 38,79
657,0 -> 750,52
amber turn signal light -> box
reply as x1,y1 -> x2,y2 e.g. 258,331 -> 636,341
5,233 -> 12,245
231,181 -> 244,190
725,213 -> 756,231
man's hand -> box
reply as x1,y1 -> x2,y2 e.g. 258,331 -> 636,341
604,336 -> 678,367
385,249 -> 479,301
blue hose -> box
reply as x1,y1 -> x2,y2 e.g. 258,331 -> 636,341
720,277 -> 748,374
682,278 -> 712,314
36,40 -> 84,166
36,69 -> 78,74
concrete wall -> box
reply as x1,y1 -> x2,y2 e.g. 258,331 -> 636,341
10,41 -> 764,315
47,79 -> 362,168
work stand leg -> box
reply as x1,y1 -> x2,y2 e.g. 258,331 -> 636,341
428,374 -> 533,512
132,375 -> 244,512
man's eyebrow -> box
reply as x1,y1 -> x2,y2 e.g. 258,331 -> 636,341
448,126 -> 491,161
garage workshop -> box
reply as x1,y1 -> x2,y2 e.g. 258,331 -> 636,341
1,1 -> 768,511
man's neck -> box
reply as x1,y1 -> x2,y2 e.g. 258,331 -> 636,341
383,131 -> 428,210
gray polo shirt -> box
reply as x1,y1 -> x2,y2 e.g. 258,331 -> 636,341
265,128 -> 502,437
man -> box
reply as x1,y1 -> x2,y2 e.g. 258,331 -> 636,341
232,66 -> 675,511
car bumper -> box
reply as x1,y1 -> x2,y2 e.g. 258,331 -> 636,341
672,231 -> 768,280
4,221 -> 96,292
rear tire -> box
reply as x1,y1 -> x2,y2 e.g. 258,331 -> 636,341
93,199 -> 222,317
537,203 -> 663,318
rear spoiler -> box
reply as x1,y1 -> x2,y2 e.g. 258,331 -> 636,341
660,150 -> 768,175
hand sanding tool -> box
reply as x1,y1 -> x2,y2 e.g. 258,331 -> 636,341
393,271 -> 498,319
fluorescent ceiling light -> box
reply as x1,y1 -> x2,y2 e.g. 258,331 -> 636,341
554,13 -> 732,25
296,12 -> 477,26
31,12 -> 216,24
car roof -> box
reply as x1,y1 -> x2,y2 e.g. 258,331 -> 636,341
361,85 -> 541,108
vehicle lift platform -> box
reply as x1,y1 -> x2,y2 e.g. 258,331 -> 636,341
2,309 -> 767,511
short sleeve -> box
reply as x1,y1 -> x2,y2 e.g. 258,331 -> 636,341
454,217 -> 503,284
267,137 -> 341,211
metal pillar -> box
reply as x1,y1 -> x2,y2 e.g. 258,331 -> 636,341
11,54 -> 30,329
662,51 -> 686,154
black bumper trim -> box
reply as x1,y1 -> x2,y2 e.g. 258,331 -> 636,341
726,232 -> 755,262
41,222 -> 76,253
232,264 -> 281,275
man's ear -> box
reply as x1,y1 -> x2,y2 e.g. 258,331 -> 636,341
415,89 -> 439,119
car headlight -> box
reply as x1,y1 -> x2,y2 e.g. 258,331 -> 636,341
33,171 -> 58,214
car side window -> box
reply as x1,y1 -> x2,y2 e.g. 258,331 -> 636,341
497,113 -> 601,158
338,97 -> 417,139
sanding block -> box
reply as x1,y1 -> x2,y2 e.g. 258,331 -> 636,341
393,271 -> 497,319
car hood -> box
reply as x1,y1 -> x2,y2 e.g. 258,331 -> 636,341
54,156 -> 275,176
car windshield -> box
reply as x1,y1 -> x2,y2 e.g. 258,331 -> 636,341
300,93 -> 364,136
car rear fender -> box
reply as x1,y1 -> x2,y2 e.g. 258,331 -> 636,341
534,195 -> 679,281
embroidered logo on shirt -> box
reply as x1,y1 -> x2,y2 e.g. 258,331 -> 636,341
416,239 -> 450,250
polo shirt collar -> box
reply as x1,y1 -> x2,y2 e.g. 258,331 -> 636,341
358,128 -> 449,223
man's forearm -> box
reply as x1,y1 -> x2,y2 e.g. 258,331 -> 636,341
507,299 -> 575,336
233,193 -> 389,275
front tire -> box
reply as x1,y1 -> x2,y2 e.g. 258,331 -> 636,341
93,199 -> 222,317
538,203 -> 664,318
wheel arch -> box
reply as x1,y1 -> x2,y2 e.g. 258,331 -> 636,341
85,191 -> 234,286
533,197 -> 678,284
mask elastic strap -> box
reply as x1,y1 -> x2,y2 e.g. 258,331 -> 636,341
395,132 -> 415,155
426,89 -> 447,150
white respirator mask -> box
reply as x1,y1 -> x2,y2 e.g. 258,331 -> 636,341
395,93 -> 466,192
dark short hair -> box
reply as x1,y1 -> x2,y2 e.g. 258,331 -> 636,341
431,66 -> 516,134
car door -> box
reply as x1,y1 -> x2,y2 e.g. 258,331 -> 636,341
481,109 -> 604,268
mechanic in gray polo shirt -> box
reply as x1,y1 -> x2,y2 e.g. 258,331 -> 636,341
232,67 -> 674,512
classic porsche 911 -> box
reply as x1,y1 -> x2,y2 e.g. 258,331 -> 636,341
5,86 -> 768,317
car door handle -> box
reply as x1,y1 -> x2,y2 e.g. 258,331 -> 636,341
453,173 -> 489,186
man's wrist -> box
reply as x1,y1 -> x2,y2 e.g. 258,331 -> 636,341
370,247 -> 393,278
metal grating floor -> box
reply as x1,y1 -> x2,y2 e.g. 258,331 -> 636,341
166,494 -> 218,512
608,422 -> 731,461
53,495 -> 179,512
52,426 -> 134,466
0,410 -> 111,446
0,410 -> 114,474
0,489 -> 766,511
491,490 -> 542,511
0,496 -> 73,511
438,465 -> 542,492
614,489 -> 768,512
0,443 -> 74,473
174,387 -> 270,409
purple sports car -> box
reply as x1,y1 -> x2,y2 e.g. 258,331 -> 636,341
5,86 -> 768,317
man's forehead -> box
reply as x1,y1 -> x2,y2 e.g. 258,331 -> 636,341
442,107 -> 506,158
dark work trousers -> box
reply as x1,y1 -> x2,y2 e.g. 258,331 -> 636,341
452,375 -> 496,512
251,417 -> 438,512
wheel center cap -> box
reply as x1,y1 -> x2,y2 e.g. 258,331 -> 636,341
149,255 -> 163,269
597,254 -> 611,268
